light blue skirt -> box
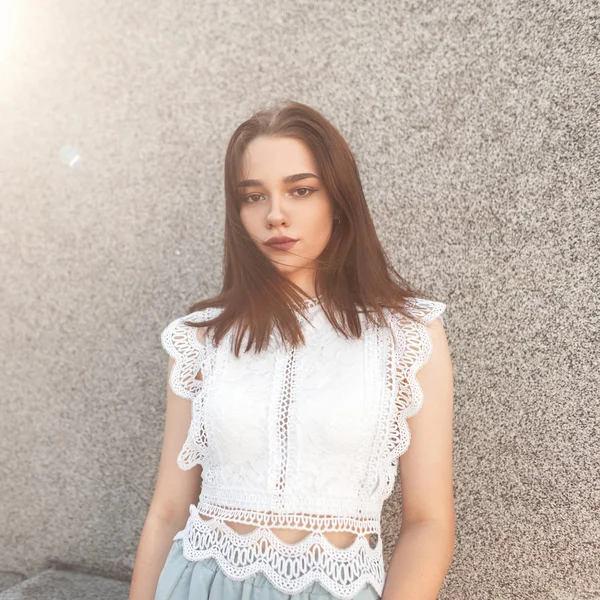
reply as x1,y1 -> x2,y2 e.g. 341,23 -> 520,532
155,538 -> 381,600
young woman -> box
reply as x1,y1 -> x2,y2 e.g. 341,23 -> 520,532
129,100 -> 455,600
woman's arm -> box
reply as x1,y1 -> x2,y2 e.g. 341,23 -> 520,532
128,355 -> 204,600
382,318 -> 456,600
128,510 -> 188,600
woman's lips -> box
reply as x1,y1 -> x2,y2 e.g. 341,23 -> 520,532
266,240 -> 297,251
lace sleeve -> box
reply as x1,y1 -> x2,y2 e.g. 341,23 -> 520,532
392,297 -> 446,417
160,313 -> 207,401
385,298 -> 447,470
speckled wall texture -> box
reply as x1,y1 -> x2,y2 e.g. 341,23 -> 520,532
1,1 -> 598,599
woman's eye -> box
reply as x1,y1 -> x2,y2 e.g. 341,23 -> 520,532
244,193 -> 262,203
293,187 -> 315,197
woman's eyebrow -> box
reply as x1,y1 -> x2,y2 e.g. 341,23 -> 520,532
237,172 -> 319,188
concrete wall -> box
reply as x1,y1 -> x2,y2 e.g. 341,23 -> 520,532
1,1 -> 597,598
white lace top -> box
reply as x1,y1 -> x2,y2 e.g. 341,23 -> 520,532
160,296 -> 446,599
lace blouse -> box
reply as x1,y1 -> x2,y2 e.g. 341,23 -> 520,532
160,296 -> 446,599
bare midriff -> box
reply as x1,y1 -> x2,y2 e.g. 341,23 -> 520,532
198,513 -> 371,549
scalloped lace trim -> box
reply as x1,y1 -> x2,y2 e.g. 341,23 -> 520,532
160,314 -> 207,401
174,504 -> 385,600
160,307 -> 221,468
379,299 -> 447,498
195,498 -> 380,535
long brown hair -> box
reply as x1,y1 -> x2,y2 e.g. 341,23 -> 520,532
184,99 -> 435,357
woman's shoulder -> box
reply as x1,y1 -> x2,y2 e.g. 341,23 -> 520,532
161,305 -> 223,351
388,296 -> 447,327
182,304 -> 224,322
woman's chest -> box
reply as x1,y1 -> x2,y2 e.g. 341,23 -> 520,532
200,319 -> 393,465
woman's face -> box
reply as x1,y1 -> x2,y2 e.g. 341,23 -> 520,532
238,135 -> 335,288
